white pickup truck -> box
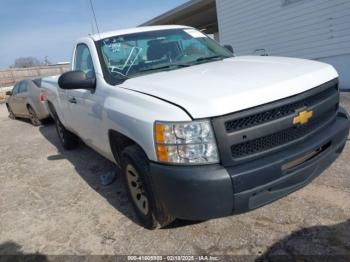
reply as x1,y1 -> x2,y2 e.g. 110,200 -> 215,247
43,25 -> 350,229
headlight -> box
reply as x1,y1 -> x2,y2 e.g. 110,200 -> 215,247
154,120 -> 219,164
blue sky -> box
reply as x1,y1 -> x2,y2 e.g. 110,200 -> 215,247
0,0 -> 188,69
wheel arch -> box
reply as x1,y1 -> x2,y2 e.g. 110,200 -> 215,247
6,103 -> 15,119
26,102 -> 32,109
26,102 -> 36,113
46,100 -> 58,120
108,129 -> 148,166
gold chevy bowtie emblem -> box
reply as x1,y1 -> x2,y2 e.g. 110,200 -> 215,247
293,110 -> 313,125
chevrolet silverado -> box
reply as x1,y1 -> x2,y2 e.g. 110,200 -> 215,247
42,25 -> 350,229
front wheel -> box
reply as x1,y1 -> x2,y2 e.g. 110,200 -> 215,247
6,104 -> 16,120
121,145 -> 175,229
54,116 -> 79,150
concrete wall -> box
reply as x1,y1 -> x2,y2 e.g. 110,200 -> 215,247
0,65 -> 70,88
216,0 -> 350,89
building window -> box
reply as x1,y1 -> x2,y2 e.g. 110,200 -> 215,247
282,0 -> 303,6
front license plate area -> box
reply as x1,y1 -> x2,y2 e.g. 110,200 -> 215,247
282,141 -> 331,172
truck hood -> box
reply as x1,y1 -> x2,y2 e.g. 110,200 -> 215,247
121,56 -> 338,119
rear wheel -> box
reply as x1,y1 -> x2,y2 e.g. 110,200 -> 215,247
54,116 -> 79,150
28,106 -> 42,126
121,145 -> 175,229
6,104 -> 16,120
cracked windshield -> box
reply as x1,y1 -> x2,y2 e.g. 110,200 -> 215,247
99,28 -> 233,82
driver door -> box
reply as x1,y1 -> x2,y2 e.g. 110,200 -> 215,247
65,44 -> 96,141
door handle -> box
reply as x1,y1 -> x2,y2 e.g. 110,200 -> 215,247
68,97 -> 77,104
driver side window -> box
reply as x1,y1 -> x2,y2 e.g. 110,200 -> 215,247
74,44 -> 95,80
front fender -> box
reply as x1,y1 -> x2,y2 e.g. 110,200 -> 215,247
103,86 -> 191,161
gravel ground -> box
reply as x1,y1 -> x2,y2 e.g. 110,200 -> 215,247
0,94 -> 349,260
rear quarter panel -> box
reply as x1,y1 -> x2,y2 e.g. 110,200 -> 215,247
27,84 -> 49,119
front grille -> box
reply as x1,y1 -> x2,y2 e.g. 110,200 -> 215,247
225,85 -> 338,133
211,79 -> 340,166
231,107 -> 337,158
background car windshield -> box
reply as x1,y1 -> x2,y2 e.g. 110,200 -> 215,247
97,29 -> 233,83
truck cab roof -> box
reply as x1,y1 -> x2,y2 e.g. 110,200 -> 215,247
89,25 -> 191,41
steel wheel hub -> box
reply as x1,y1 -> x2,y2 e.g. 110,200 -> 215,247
126,164 -> 149,215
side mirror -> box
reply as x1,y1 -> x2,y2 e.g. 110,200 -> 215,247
224,45 -> 234,54
6,91 -> 12,96
58,70 -> 96,90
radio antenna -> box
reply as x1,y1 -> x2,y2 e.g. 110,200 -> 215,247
88,0 -> 101,38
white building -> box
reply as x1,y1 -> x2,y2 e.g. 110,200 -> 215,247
142,0 -> 350,90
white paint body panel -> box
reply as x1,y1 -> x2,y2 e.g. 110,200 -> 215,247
122,56 -> 337,118
42,27 -> 338,162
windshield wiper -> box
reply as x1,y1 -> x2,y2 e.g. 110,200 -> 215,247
138,63 -> 190,74
195,55 -> 226,63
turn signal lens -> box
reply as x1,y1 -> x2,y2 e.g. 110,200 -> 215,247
156,144 -> 168,162
155,123 -> 165,144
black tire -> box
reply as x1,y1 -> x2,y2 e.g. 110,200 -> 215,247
27,105 -> 42,126
121,145 -> 175,229
54,116 -> 79,150
6,104 -> 16,120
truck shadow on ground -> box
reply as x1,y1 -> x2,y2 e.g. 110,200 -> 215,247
39,123 -> 198,229
39,122 -> 142,227
257,219 -> 350,261
0,241 -> 47,261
